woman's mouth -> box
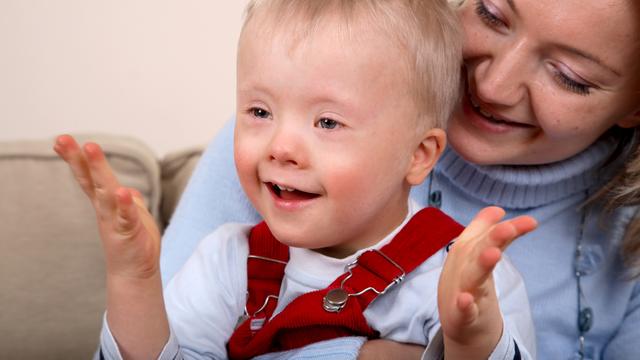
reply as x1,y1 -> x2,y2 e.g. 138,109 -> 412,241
462,90 -> 535,133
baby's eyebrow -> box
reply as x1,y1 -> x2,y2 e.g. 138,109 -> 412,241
237,84 -> 276,99
556,43 -> 621,77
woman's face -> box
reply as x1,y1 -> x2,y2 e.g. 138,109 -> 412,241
449,0 -> 640,165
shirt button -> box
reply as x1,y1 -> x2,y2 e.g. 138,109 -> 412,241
429,191 -> 442,208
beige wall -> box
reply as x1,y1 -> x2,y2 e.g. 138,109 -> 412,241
0,1 -> 250,156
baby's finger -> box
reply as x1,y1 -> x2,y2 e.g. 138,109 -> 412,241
455,292 -> 478,327
53,135 -> 96,198
128,188 -> 161,240
114,187 -> 141,235
460,247 -> 502,291
510,215 -> 538,235
487,215 -> 537,251
83,142 -> 122,214
129,188 -> 147,209
459,206 -> 506,241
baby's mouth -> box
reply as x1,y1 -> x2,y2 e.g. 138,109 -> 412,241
268,182 -> 320,201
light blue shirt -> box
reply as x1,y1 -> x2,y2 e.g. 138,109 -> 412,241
161,119 -> 640,359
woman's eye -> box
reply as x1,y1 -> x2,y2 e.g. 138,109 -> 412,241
317,118 -> 340,130
553,71 -> 592,96
475,0 -> 506,28
250,107 -> 271,119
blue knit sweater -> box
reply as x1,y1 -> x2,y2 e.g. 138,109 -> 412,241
424,137 -> 640,359
161,120 -> 640,359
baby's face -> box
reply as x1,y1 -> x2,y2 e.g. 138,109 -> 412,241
234,18 -> 426,257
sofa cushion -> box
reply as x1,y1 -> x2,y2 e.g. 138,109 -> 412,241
0,134 -> 160,359
160,147 -> 203,228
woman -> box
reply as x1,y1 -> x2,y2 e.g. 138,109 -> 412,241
161,0 -> 640,358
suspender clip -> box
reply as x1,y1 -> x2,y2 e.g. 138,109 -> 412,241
322,249 -> 406,313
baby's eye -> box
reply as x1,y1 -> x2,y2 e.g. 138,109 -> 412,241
250,107 -> 271,119
316,118 -> 341,130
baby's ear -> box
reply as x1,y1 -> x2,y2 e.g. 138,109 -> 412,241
406,128 -> 446,185
617,109 -> 640,128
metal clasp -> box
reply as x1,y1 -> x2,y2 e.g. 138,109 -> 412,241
247,254 -> 288,266
322,249 -> 406,313
241,254 -> 288,330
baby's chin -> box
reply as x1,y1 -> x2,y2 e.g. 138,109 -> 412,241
311,245 -> 356,259
271,229 -> 351,258
274,233 -> 327,251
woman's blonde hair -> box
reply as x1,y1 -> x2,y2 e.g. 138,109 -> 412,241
597,127 -> 640,277
241,0 -> 463,130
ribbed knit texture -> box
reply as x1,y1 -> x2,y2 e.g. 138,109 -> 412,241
436,135 -> 618,209
419,134 -> 640,359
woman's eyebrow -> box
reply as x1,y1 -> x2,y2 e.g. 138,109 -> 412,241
507,0 -> 519,15
557,43 -> 621,77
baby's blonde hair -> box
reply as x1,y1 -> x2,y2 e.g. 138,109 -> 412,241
241,0 -> 462,130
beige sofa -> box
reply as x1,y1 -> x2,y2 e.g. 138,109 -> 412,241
0,134 -> 203,359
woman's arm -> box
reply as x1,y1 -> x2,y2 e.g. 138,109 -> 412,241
160,118 -> 261,286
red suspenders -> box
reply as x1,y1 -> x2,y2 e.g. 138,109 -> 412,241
227,207 -> 463,359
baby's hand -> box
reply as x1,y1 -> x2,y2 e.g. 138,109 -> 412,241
437,207 -> 536,359
54,135 -> 161,280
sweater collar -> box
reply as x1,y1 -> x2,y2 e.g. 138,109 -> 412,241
435,135 -> 619,209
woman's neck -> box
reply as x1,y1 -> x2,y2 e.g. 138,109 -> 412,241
436,135 -> 620,209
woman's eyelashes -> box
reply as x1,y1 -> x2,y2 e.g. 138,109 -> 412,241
473,0 -> 594,97
554,73 -> 591,96
550,67 -> 593,96
475,0 -> 507,28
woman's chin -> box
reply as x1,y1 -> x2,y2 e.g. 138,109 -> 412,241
447,132 -> 502,165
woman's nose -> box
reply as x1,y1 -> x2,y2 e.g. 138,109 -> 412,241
473,40 -> 530,108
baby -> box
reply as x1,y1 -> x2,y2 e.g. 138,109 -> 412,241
55,0 -> 537,359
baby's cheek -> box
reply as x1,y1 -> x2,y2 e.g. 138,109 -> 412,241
234,147 -> 260,195
322,162 -> 365,191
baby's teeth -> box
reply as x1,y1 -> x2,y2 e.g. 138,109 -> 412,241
276,184 -> 295,192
